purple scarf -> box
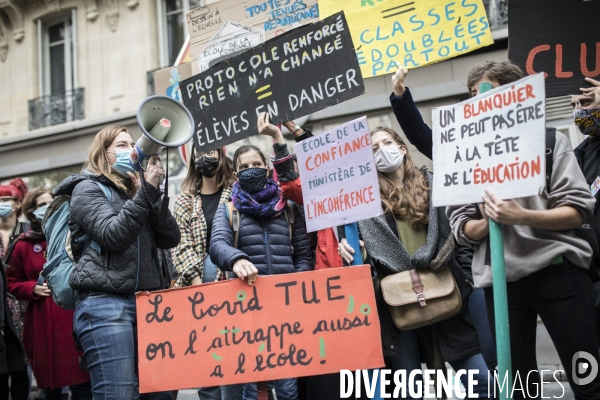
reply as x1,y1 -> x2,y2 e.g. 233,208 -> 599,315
232,180 -> 286,219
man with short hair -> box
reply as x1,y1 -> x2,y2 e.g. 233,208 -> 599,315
571,77 -> 600,343
391,61 -> 600,400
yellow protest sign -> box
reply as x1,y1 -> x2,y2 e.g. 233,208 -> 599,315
319,0 -> 494,78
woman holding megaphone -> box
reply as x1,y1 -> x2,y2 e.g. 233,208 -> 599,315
53,125 -> 180,399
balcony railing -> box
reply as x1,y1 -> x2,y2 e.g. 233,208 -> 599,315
28,88 -> 85,130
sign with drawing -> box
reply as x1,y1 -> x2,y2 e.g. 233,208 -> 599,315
181,12 -> 365,153
187,0 -> 320,74
431,74 -> 546,207
198,21 -> 265,72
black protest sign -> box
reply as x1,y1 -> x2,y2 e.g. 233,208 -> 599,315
508,0 -> 600,98
181,12 -> 365,153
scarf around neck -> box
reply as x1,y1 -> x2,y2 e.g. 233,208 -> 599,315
232,180 -> 286,218
358,171 -> 455,273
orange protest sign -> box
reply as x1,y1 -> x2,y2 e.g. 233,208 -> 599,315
136,266 -> 384,393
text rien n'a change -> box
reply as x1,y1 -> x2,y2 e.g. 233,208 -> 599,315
184,18 -> 360,146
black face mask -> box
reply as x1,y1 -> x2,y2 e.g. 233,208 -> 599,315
237,167 -> 268,194
194,156 -> 219,178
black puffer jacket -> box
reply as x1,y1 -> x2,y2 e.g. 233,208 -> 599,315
209,203 -> 312,275
54,174 -> 180,294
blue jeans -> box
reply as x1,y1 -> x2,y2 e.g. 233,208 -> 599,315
448,353 -> 492,399
203,255 -> 219,283
74,292 -> 173,400
389,329 -> 422,400
469,288 -> 497,370
198,386 -> 222,399
243,379 -> 297,400
221,384 -> 243,400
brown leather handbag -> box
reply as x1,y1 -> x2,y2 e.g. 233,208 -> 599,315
380,265 -> 462,330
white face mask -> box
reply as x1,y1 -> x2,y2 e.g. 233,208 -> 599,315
374,145 -> 404,173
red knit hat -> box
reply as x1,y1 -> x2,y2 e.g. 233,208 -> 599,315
0,178 -> 28,201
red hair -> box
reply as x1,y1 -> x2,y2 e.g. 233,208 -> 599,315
0,178 -> 28,201
0,178 -> 28,217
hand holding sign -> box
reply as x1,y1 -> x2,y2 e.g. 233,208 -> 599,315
580,77 -> 600,104
337,238 -> 364,265
257,112 -> 283,142
232,259 -> 259,285
481,189 -> 526,226
391,64 -> 409,97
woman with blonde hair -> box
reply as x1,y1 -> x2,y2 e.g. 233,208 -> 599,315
339,127 -> 489,399
171,145 -> 236,400
53,125 -> 180,399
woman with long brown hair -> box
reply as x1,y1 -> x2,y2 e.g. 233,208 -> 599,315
53,125 -> 180,399
339,127 -> 489,399
171,145 -> 236,400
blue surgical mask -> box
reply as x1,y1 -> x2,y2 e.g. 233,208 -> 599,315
109,150 -> 136,175
33,205 -> 49,223
0,202 -> 14,219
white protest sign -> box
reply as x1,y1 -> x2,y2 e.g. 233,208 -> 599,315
432,73 -> 546,207
295,116 -> 382,232
198,21 -> 265,72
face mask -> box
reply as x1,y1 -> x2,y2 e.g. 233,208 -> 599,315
237,167 -> 268,194
110,150 -> 136,175
574,108 -> 600,136
195,156 -> 219,178
374,146 -> 404,173
0,202 -> 13,219
33,205 -> 49,223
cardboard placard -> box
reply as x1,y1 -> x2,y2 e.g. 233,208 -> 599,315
153,62 -> 193,99
295,116 -> 382,232
319,0 -> 493,78
187,0 -> 320,74
136,266 -> 384,392
431,74 -> 546,207
509,0 -> 600,98
181,12 -> 365,154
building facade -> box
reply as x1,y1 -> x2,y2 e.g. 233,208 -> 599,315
0,0 -> 577,199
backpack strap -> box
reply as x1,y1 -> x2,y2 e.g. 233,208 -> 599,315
283,202 -> 294,243
86,181 -> 112,254
94,181 -> 112,202
226,202 -> 240,249
545,127 -> 557,191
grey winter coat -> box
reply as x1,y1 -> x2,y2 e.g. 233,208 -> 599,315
54,174 -> 180,294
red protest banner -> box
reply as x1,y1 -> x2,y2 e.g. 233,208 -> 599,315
136,265 -> 384,393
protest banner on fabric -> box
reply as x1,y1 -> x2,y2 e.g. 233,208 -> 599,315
187,0 -> 320,74
318,0 -> 493,78
295,116 -> 382,232
509,0 -> 600,98
136,265 -> 383,392
181,12 -> 365,154
431,73 -> 546,207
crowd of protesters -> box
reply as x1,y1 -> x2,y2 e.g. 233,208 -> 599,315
0,60 -> 599,400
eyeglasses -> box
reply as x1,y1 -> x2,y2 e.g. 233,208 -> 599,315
194,150 -> 218,161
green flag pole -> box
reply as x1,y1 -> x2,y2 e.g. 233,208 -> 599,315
478,82 -> 512,398
489,219 -> 512,399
